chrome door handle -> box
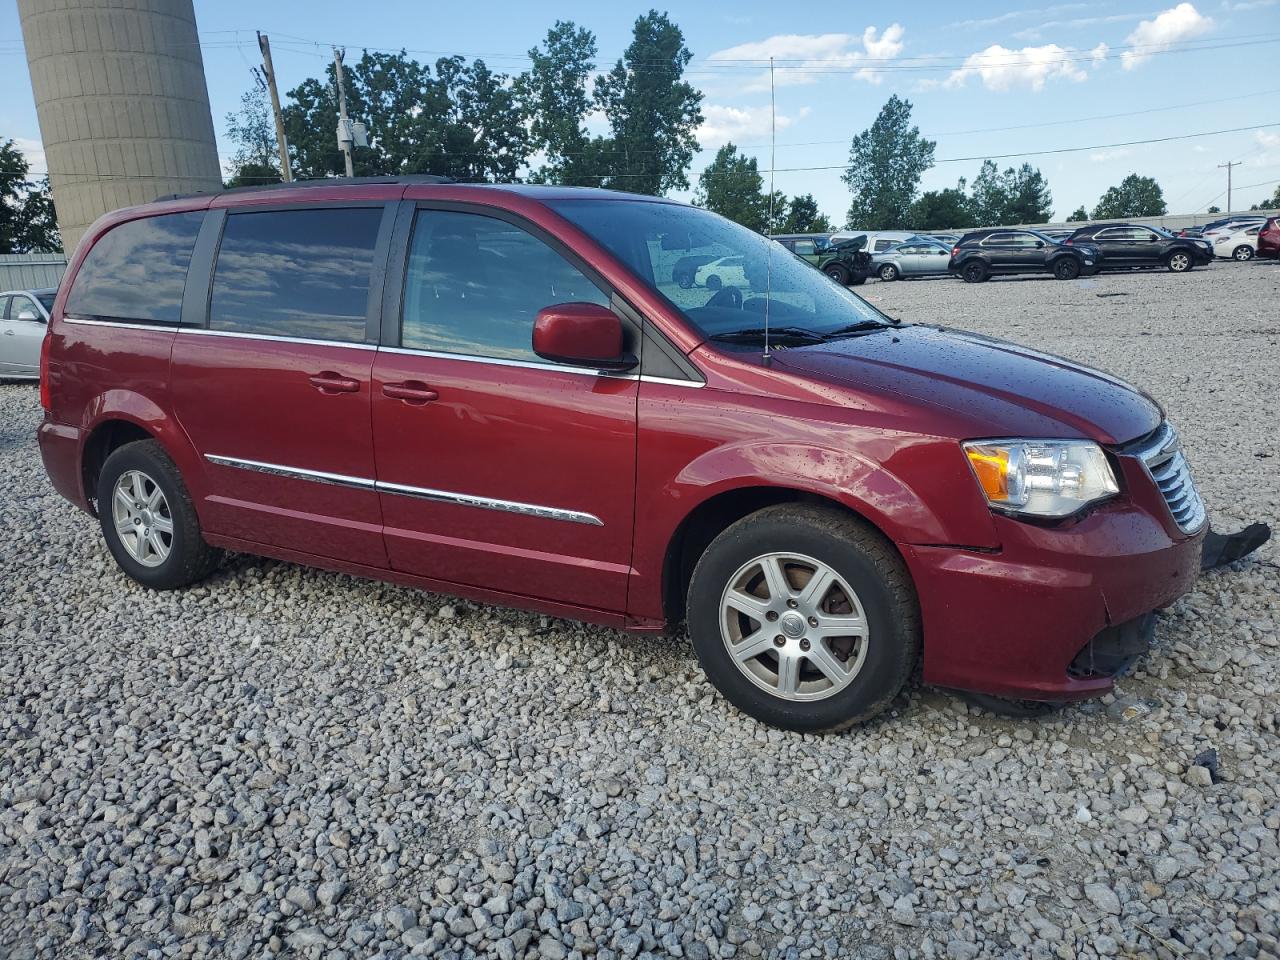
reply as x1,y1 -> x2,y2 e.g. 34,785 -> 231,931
382,381 -> 439,405
308,372 -> 361,394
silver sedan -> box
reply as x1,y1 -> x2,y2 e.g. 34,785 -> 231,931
870,240 -> 953,281
0,288 -> 55,379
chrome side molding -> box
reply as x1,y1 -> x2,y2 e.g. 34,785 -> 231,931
204,454 -> 603,526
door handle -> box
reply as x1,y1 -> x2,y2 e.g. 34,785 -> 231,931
308,372 -> 361,394
382,381 -> 439,405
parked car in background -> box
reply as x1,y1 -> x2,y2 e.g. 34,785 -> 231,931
833,230 -> 917,254
673,254 -> 718,289
870,239 -> 952,281
772,233 -> 832,266
1210,225 -> 1259,261
1180,215 -> 1265,238
1200,218 -> 1267,247
925,233 -> 960,246
1257,216 -> 1280,260
1039,229 -> 1074,242
0,287 -> 56,379
1065,223 -> 1212,273
816,235 -> 871,286
38,178 -> 1207,731
695,255 -> 748,290
949,229 -> 1101,282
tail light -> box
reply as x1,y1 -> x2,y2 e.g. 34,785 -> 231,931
951,246 -> 959,258
1064,238 -> 1073,245
39,328 -> 52,412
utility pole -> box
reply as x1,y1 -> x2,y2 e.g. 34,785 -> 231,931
333,47 -> 354,178
257,32 -> 293,182
1218,160 -> 1241,212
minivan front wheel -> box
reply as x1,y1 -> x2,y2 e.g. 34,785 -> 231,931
687,504 -> 920,732
98,440 -> 220,590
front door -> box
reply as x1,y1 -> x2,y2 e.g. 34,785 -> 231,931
0,294 -> 46,376
370,205 -> 639,614
170,204 -> 393,567
1092,227 -> 1142,265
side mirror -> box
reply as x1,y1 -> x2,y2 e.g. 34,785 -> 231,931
1034,240 -> 1045,248
533,303 -> 637,371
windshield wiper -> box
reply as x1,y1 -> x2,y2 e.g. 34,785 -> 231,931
709,326 -> 828,345
826,320 -> 895,337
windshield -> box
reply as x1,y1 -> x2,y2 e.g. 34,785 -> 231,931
549,199 -> 890,340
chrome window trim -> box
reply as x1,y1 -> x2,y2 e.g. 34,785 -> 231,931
204,454 -> 603,525
205,455 -> 375,490
180,327 -> 377,350
376,345 -> 705,387
63,316 -> 180,334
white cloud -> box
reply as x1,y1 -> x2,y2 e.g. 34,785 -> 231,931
706,26 -> 905,91
1255,130 -> 1280,162
1220,0 -> 1275,10
13,137 -> 46,176
1122,3 -> 1213,69
697,104 -> 806,148
1013,12 -> 1146,42
1090,148 -> 1134,162
945,43 -> 1089,91
1090,41 -> 1111,65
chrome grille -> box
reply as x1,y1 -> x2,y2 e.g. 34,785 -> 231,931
1129,422 -> 1206,534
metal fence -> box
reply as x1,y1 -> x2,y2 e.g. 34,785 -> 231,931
0,253 -> 68,292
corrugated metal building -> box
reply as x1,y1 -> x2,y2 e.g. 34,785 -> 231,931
0,253 -> 67,291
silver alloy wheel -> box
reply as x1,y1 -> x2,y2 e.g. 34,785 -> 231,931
111,469 -> 174,568
719,552 -> 869,702
1169,252 -> 1191,271
879,264 -> 897,281
1233,245 -> 1253,261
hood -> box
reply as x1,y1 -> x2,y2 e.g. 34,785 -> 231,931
771,324 -> 1161,445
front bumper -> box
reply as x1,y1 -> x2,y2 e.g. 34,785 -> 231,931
902,502 -> 1204,702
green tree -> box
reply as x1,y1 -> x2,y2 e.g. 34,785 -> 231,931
1248,186 -> 1278,210
694,143 -> 769,231
1,139 -> 61,253
1091,173 -> 1167,219
777,194 -> 834,233
591,10 -> 703,194
224,84 -> 281,186
908,183 -> 974,230
1207,205 -> 1221,214
967,160 -> 1053,225
1067,205 -> 1089,222
283,51 -> 530,182
519,21 -> 598,185
842,95 -> 935,229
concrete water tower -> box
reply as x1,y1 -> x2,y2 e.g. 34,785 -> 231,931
17,0 -> 223,253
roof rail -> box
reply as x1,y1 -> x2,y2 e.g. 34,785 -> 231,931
153,174 -> 457,203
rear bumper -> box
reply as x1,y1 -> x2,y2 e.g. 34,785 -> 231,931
38,418 -> 90,513
903,505 -> 1204,702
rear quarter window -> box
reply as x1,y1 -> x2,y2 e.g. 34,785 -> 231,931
65,212 -> 205,325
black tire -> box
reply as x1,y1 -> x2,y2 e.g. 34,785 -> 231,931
878,263 -> 899,282
1232,245 -> 1254,262
1053,257 -> 1080,281
676,272 -> 694,289
97,439 -> 220,590
1166,250 -> 1193,273
823,263 -> 850,285
705,274 -> 722,290
961,260 -> 989,283
686,504 -> 921,733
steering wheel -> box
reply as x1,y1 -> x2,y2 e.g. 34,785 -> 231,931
706,286 -> 743,309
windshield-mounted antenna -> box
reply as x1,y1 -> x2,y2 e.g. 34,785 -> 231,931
763,57 -> 776,363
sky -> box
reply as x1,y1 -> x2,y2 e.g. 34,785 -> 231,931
2,0 -> 1279,224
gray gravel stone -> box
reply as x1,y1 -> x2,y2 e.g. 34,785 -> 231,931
1,263 -> 1277,959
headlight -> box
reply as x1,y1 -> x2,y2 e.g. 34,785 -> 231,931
963,439 -> 1118,518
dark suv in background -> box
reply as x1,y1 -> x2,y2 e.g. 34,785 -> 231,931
948,229 -> 1101,283
1065,223 -> 1212,273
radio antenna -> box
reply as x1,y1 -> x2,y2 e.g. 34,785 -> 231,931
763,56 -> 776,362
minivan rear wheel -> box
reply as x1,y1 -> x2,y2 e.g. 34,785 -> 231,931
686,504 -> 920,732
98,440 -> 220,590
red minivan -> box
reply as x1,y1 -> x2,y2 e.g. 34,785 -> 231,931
38,177 -> 1207,731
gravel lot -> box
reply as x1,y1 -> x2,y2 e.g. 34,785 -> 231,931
2,260 -> 1278,960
